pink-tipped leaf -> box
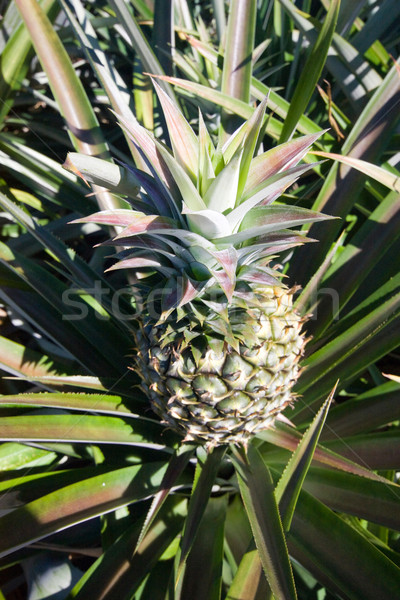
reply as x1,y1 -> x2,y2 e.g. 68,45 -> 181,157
245,131 -> 326,194
151,79 -> 199,182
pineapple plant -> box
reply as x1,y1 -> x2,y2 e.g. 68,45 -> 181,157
66,88 -> 329,446
1,1 -> 400,599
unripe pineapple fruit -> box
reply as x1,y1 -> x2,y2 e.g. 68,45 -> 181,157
137,286 -> 306,445
67,84 -> 330,446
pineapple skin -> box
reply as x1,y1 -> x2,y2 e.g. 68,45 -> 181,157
135,286 -> 307,446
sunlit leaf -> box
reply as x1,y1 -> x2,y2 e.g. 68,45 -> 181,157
231,444 -> 297,600
0,462 -> 169,558
275,386 -> 335,530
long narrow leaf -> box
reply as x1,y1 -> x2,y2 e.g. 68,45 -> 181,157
176,445 -> 226,585
180,496 -> 227,600
0,392 -> 142,417
226,389 -> 334,600
323,430 -> 400,471
322,381 -> 400,440
60,0 -> 146,166
275,386 -> 335,530
0,413 -> 176,449
303,467 -> 400,531
0,463 -> 168,559
231,444 -> 297,600
69,497 -> 185,600
311,151 -> 400,192
310,189 -> 400,336
220,0 -> 256,138
108,0 -> 176,102
134,443 -> 196,551
260,425 -> 389,484
288,488 -> 400,600
279,0 -> 340,143
0,336 -> 71,380
14,0 -> 123,211
290,60 -> 400,283
0,0 -> 58,123
226,544 -> 268,600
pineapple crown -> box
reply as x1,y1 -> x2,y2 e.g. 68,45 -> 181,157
66,82 -> 330,319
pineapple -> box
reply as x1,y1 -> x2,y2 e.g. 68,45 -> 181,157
67,86 -> 330,446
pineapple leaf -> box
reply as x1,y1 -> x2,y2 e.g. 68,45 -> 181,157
208,247 -> 238,281
114,215 -> 179,237
107,0 -> 176,102
309,189 -> 400,337
238,266 -> 280,287
183,36 -> 329,138
0,335 -> 71,380
198,110 -> 216,196
294,231 -> 345,315
70,209 -> 141,228
219,0 -> 256,140
59,0 -> 141,164
0,0 -> 59,124
0,413 -> 175,448
0,192 -> 115,293
116,246 -> 187,271
121,162 -> 181,217
290,61 -> 400,283
319,430 -> 400,472
278,0 -> 340,142
225,542 -> 266,600
151,79 -> 199,182
65,153 -> 179,218
64,153 -> 139,197
69,498 -> 186,600
311,151 -> 400,192
0,392 -> 141,416
183,207 -> 232,238
261,425 -> 393,484
160,276 -> 202,314
1,374 -> 111,391
288,488 -> 400,599
244,161 -> 322,205
215,205 -> 332,245
240,205 -> 333,230
231,444 -> 297,600
227,163 -> 321,233
105,257 -> 176,278
152,137 -> 207,211
176,445 -> 226,585
179,496 -> 227,600
134,443 -> 196,553
148,74 -> 255,120
210,269 -> 236,303
323,381 -> 400,440
237,232 -> 314,263
274,386 -> 335,530
0,462 -> 169,559
0,251 -> 128,376
226,389 -> 333,599
204,145 -> 244,212
245,132 -> 325,194
301,466 -> 400,530
14,0 -> 123,212
116,110 -> 179,195
295,280 -> 400,412
236,95 -> 269,201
